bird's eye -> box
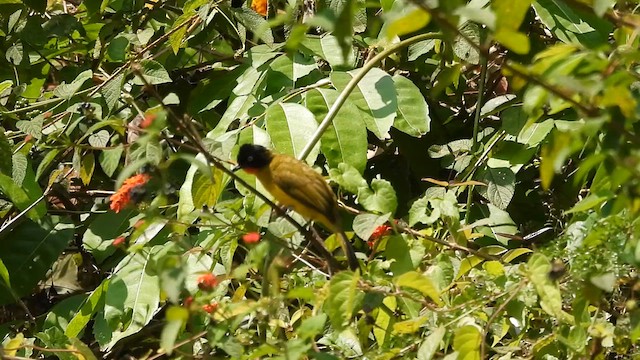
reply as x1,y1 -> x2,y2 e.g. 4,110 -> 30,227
247,156 -> 254,162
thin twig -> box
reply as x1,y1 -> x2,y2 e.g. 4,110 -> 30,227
480,280 -> 528,358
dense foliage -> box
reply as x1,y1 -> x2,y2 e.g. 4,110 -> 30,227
1,0 -> 640,358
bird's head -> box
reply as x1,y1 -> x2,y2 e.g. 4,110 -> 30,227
235,144 -> 272,174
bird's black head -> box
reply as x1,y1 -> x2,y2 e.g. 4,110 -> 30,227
236,144 -> 272,171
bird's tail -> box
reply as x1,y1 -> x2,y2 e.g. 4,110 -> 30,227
338,231 -> 359,271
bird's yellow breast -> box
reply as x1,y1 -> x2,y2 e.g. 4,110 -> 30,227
254,164 -> 336,232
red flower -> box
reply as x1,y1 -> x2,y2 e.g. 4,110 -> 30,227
109,174 -> 150,213
113,236 -> 126,247
197,273 -> 218,291
183,296 -> 194,308
242,232 -> 261,244
202,302 -> 218,313
368,225 -> 392,248
251,0 -> 267,16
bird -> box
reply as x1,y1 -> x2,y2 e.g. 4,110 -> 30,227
235,143 -> 358,270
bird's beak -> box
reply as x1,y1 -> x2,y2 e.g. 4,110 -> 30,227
232,164 -> 241,172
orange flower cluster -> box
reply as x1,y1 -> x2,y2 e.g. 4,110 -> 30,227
242,232 -> 261,244
251,0 -> 267,16
109,174 -> 150,213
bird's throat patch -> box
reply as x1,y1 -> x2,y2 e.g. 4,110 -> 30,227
243,167 -> 259,175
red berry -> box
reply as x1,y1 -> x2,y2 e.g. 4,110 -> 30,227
113,236 -> 126,247
242,232 -> 261,244
197,273 -> 218,291
202,302 -> 218,313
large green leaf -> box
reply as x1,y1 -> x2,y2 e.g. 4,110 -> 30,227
302,35 -> 356,70
0,173 -> 45,220
392,74 -> 431,137
0,218 -> 74,304
304,88 -> 367,172
95,247 -> 162,351
331,68 -> 397,139
66,280 -> 109,338
533,0 -> 612,48
324,271 -> 363,330
82,210 -> 137,263
265,102 -> 320,163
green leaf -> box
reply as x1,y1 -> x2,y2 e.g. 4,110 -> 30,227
385,234 -> 414,275
477,204 -> 518,245
265,103 -> 320,163
392,75 -> 430,137
385,7 -> 430,39
133,60 -> 172,85
82,210 -> 137,263
517,119 -> 554,147
191,166 -> 227,210
0,218 -> 74,304
324,271 -> 363,330
99,145 -> 123,177
100,73 -> 125,112
329,162 -> 368,193
352,213 -> 391,240
233,8 -> 274,46
331,68 -> 397,139
395,271 -> 443,306
494,29 -> 530,54
168,11 -> 196,54
502,248 -> 533,263
297,314 -> 327,340
532,0 -> 612,48
0,173 -> 43,220
6,42 -> 23,65
373,296 -> 395,347
66,280 -> 109,338
96,247 -> 161,351
453,22 -> 480,64
11,152 -> 26,186
492,0 -> 532,30
408,39 -> 436,61
417,326 -> 446,360
302,34 -> 357,69
53,70 -> 93,99
453,325 -> 482,360
160,306 -> 189,355
188,66 -> 248,114
80,152 -> 95,185
358,178 -> 398,215
304,88 -> 367,172
16,117 -> 43,140
564,192 -> 611,214
455,255 -> 484,280
0,258 -> 10,288
88,130 -> 110,148
480,166 -> 515,210
528,253 -> 572,322
0,129 -> 12,175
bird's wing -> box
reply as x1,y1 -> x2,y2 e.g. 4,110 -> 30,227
269,156 -> 336,222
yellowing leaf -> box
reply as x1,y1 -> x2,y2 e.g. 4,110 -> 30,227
393,316 -> 428,334
386,8 -> 431,39
4,333 -> 24,356
453,325 -> 482,360
395,271 -> 443,306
